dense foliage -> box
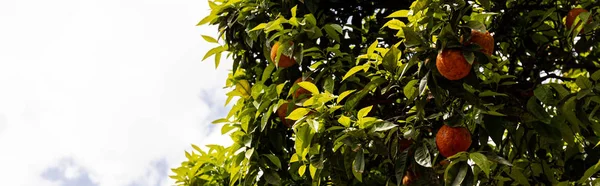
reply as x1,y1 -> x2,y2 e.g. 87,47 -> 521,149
171,0 -> 600,185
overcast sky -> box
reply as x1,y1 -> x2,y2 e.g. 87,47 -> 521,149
0,0 -> 233,185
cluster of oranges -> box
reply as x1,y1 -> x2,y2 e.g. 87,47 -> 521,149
269,41 -> 314,128
235,6 -> 593,184
436,29 -> 494,80
436,7 -> 592,81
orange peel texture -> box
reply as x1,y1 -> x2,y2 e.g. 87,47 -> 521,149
276,102 -> 296,128
435,124 -> 472,158
436,49 -> 471,80
464,29 -> 494,56
270,42 -> 296,68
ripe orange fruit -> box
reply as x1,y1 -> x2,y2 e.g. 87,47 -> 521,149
436,49 -> 471,80
293,77 -> 313,99
566,8 -> 591,34
270,42 -> 296,68
276,102 -> 296,128
435,124 -> 471,158
463,29 -> 494,56
402,171 -> 416,185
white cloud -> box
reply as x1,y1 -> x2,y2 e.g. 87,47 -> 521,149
0,0 -> 233,185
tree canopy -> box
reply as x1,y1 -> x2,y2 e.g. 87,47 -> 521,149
171,0 -> 600,185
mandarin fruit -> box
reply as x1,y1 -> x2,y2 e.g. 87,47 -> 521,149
435,124 -> 472,157
436,49 -> 471,80
270,42 -> 296,68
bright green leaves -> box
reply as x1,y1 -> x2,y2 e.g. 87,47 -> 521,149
469,152 -> 492,178
337,115 -> 352,128
342,65 -> 367,81
357,106 -> 379,129
404,79 -> 419,100
401,27 -> 423,47
183,0 -> 600,185
386,10 -> 410,18
201,35 -> 218,43
382,46 -> 401,72
287,108 -> 311,120
298,81 -> 319,95
337,90 -> 355,104
202,45 -> 227,68
579,160 -> 600,183
382,19 -> 406,30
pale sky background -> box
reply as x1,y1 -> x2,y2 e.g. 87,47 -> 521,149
0,0 -> 233,185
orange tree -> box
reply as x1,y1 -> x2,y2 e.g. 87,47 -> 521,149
171,0 -> 600,185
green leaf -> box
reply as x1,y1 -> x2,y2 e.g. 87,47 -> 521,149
192,144 -> 202,153
287,108 -> 310,120
382,19 -> 406,30
419,72 -> 429,96
298,165 -> 306,176
444,160 -> 468,184
249,23 -> 267,32
338,115 -> 352,127
386,10 -> 410,18
264,170 -> 281,185
324,76 -> 334,93
469,152 -> 491,177
401,27 -> 423,47
298,82 -> 319,94
463,51 -> 474,64
261,107 -> 273,132
576,76 -> 593,89
357,106 -> 373,119
214,51 -> 222,68
291,5 -> 298,17
478,0 -> 491,10
202,46 -> 225,61
309,164 -> 317,179
404,80 -> 418,100
344,77 -> 386,110
534,85 -> 554,104
372,122 -> 397,132
451,163 -> 469,186
197,14 -> 216,26
382,46 -> 400,72
290,153 -> 300,162
201,35 -> 218,43
591,70 -> 600,81
337,90 -> 356,103
550,83 -> 569,99
343,66 -> 365,81
479,90 -> 508,97
352,149 -> 365,181
245,148 -> 254,159
263,154 -> 282,169
276,82 -> 286,96
562,96 -> 583,132
414,143 -> 432,167
509,168 -> 531,186
261,64 -> 275,83
323,24 -> 341,43
221,124 -> 236,134
466,21 -> 487,33
367,40 -> 378,55
211,118 -> 229,124
526,97 -> 550,123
